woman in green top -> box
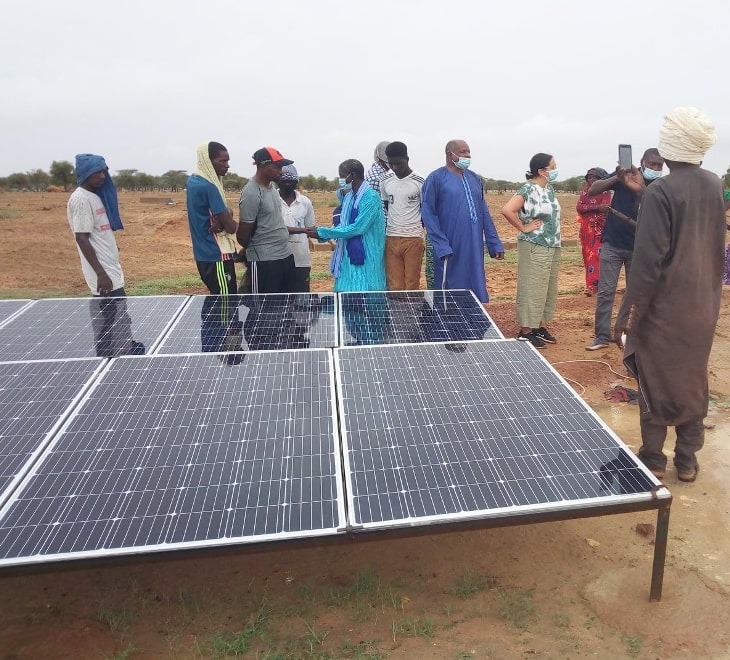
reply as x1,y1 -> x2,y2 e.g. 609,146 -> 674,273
501,153 -> 562,349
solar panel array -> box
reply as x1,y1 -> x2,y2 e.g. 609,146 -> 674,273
336,341 -> 656,528
0,292 -> 666,568
340,290 -> 502,346
156,294 -> 337,354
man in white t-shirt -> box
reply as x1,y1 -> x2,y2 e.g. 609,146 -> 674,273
67,153 -> 125,296
278,165 -> 316,292
379,141 -> 425,290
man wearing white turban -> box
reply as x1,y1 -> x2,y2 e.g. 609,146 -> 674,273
614,107 -> 726,483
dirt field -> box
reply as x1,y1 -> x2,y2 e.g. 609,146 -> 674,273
0,190 -> 729,659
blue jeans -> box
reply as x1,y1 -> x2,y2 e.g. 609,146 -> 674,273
594,242 -> 633,343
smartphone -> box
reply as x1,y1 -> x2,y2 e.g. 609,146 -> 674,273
618,144 -> 632,171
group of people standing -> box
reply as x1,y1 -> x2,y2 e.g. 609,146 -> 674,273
185,139 -> 508,305
66,108 -> 727,485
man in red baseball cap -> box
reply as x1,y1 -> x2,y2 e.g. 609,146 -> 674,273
237,147 -> 298,293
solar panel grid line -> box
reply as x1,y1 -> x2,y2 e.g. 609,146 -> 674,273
336,341 -> 667,531
0,349 -> 345,565
0,299 -> 36,329
141,295 -> 194,354
0,358 -> 107,509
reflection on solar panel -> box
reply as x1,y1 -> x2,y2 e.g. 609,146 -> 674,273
339,290 -> 502,346
156,294 -> 337,354
0,299 -> 33,327
0,350 -> 344,566
336,340 -> 658,529
0,359 -> 104,504
0,296 -> 187,361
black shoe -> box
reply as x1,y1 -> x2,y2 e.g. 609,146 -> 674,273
517,330 -> 545,349
533,327 -> 556,344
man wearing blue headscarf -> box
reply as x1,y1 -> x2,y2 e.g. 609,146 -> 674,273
67,154 -> 125,296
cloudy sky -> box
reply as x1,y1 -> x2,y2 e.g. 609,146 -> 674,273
2,0 -> 727,181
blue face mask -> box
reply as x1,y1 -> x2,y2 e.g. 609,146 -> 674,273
642,167 -> 662,181
451,153 -> 471,171
548,169 -> 560,182
338,177 -> 352,191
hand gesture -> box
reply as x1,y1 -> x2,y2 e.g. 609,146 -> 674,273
617,165 -> 646,194
305,226 -> 320,239
524,219 -> 543,233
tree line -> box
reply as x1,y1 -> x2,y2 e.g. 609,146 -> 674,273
3,161 -> 730,194
0,161 -> 342,193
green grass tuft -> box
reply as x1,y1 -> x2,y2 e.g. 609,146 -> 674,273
211,606 -> 268,657
497,588 -> 535,630
451,572 -> 498,599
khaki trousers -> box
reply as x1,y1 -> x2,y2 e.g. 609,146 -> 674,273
385,236 -> 425,291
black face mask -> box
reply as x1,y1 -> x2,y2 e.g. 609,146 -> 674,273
279,184 -> 296,196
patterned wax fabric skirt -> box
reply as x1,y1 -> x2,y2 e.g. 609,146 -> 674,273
425,235 -> 434,289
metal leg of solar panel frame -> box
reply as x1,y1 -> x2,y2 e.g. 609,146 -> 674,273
649,502 -> 671,602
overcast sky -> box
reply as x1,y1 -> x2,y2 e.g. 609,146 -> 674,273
2,0 -> 728,181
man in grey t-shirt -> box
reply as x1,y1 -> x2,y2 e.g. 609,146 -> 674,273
237,147 -> 298,293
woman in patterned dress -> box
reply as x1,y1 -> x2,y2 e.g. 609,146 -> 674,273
576,167 -> 612,295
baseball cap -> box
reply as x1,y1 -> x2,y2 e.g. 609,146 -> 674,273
252,147 -> 293,166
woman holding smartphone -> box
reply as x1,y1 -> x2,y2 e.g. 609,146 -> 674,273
501,153 -> 562,349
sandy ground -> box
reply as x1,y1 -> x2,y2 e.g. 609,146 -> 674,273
0,191 -> 729,659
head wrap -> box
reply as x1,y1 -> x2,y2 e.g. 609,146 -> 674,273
385,141 -> 408,159
657,107 -> 716,164
280,164 -> 299,183
586,167 -> 609,180
74,154 -> 123,231
194,142 -> 236,254
724,189 -> 730,202
195,142 -> 227,201
373,141 -> 390,163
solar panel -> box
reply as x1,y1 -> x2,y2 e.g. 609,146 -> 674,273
339,290 -> 503,346
0,350 -> 344,566
0,359 -> 105,505
0,299 -> 33,327
155,294 -> 338,354
0,296 -> 187,361
335,340 -> 663,529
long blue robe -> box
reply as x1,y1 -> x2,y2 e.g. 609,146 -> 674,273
317,187 -> 386,292
421,167 -> 504,302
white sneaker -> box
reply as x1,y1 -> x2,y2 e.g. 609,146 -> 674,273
586,342 -> 610,351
